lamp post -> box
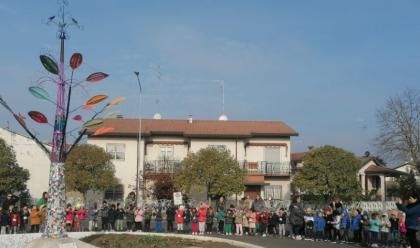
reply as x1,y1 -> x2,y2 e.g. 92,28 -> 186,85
134,72 -> 143,206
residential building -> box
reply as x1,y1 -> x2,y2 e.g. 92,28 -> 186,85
0,127 -> 50,199
87,118 -> 298,202
393,162 -> 420,183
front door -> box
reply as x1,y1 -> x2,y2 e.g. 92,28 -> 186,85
244,185 -> 261,200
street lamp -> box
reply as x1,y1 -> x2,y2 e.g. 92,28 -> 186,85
134,71 -> 143,206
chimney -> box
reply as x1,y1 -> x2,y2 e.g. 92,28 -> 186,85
188,114 -> 193,124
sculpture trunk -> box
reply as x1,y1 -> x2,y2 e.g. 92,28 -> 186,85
44,36 -> 67,239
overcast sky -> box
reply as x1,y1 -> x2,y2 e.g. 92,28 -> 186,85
1,0 -> 420,161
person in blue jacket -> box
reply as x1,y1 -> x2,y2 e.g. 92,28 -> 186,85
314,211 -> 326,241
339,208 -> 351,243
351,209 -> 362,243
397,192 -> 420,248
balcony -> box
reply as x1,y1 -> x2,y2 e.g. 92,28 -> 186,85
144,160 -> 182,174
241,161 -> 291,176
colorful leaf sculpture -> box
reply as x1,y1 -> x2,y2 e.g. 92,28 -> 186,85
85,95 -> 108,106
70,53 -> 83,70
82,105 -> 93,111
40,55 -> 59,75
83,118 -> 104,129
29,86 -> 50,101
93,127 -> 115,136
73,115 -> 83,121
14,114 -> 26,128
28,111 -> 48,124
106,97 -> 125,109
103,111 -> 120,119
86,72 -> 109,82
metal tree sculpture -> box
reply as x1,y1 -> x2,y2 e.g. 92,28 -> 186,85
0,1 -> 123,239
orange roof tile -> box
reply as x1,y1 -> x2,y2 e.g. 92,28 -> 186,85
87,118 -> 298,138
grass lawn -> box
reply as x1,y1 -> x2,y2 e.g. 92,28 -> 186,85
81,234 -> 243,248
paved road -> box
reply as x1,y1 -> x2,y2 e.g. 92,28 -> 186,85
210,235 -> 355,248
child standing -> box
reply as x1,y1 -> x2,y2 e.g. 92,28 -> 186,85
248,210 -> 256,236
304,209 -> 315,240
0,207 -> 9,234
351,210 -> 362,243
216,207 -> 225,234
361,213 -> 370,245
268,210 -> 279,236
314,211 -> 326,241
339,209 -> 350,243
330,210 -> 342,243
20,206 -> 30,233
224,209 -> 234,235
399,213 -> 407,246
205,207 -> 214,234
191,208 -> 199,235
369,212 -> 380,247
30,205 -> 41,233
65,204 -> 74,232
176,206 -> 184,233
9,207 -> 20,234
278,208 -> 287,238
234,209 -> 244,236
389,212 -> 399,247
242,210 -> 249,235
134,207 -> 144,232
154,208 -> 163,232
379,213 -> 390,247
198,203 -> 208,235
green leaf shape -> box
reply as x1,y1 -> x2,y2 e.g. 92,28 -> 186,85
29,86 -> 50,101
40,55 -> 59,75
83,118 -> 104,129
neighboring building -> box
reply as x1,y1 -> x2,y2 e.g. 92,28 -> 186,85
87,118 -> 298,201
290,152 -> 404,201
393,162 -> 420,183
358,157 -> 404,201
0,127 -> 50,199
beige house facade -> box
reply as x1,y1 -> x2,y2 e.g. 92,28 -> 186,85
0,127 -> 50,199
87,118 -> 298,202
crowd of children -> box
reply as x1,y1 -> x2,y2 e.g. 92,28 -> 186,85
0,192 -> 418,248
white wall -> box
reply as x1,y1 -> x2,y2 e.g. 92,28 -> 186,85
88,137 -> 144,198
245,138 -> 291,163
0,128 -> 50,199
189,139 -> 245,160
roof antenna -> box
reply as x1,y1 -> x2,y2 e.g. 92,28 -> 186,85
212,80 -> 228,121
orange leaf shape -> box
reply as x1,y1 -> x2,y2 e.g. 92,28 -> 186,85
93,127 -> 115,136
106,97 -> 125,109
85,95 -> 108,106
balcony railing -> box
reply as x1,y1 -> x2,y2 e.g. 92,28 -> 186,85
144,160 -> 182,174
241,161 -> 291,176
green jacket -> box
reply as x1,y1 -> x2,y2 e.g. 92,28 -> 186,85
216,211 -> 225,221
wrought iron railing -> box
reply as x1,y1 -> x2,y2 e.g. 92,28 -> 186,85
240,161 -> 291,176
144,160 -> 182,174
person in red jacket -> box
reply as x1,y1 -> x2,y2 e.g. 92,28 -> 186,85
198,202 -> 208,235
260,209 -> 270,237
176,206 -> 185,233
9,207 -> 21,234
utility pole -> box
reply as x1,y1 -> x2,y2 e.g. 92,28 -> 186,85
134,72 -> 143,206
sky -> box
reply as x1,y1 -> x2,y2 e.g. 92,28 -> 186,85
1,0 -> 420,162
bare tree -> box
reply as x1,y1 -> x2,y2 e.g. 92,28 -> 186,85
376,89 -> 420,171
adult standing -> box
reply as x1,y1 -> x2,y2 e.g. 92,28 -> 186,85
251,195 -> 266,213
35,192 -> 48,208
166,203 -> 176,232
2,193 -> 18,210
289,195 -> 305,240
100,201 -> 109,231
397,192 -> 420,248
125,192 -> 136,208
88,202 -> 98,231
330,196 -> 343,214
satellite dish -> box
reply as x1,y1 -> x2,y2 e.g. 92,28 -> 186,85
219,114 -> 228,121
153,113 -> 162,120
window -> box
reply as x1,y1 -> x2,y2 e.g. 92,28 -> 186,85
104,184 -> 124,201
264,147 -> 281,163
264,185 -> 282,200
208,145 -> 227,152
106,143 -> 125,161
159,145 -> 174,160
